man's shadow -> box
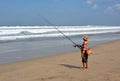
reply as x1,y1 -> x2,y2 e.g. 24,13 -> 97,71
59,64 -> 82,69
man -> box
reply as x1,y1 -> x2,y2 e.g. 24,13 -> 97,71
74,35 -> 89,70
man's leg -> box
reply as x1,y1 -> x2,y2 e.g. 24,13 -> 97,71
85,61 -> 88,69
83,62 -> 86,69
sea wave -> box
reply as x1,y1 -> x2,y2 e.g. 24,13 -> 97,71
0,26 -> 120,41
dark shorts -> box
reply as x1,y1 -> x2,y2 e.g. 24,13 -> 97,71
82,52 -> 88,63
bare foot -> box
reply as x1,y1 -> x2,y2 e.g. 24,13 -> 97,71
85,67 -> 88,69
80,67 -> 86,70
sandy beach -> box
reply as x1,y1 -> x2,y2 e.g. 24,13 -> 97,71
0,40 -> 120,81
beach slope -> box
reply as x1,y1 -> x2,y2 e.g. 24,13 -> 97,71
0,40 -> 120,81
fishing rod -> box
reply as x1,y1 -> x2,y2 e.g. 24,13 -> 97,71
40,16 -> 76,45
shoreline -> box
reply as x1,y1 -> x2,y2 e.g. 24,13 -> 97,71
0,32 -> 120,64
0,39 -> 120,81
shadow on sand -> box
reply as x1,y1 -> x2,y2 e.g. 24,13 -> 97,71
59,64 -> 81,69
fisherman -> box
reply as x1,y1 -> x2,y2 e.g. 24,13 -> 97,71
74,35 -> 89,70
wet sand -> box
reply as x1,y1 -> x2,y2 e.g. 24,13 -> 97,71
0,40 -> 120,81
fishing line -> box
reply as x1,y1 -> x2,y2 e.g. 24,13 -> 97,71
39,15 -> 76,45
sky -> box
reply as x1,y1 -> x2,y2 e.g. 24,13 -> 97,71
0,0 -> 120,26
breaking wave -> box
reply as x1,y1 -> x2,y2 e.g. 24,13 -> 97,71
0,25 -> 120,41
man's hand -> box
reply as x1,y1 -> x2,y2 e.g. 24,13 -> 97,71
73,44 -> 77,47
81,54 -> 84,58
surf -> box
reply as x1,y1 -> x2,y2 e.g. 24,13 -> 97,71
0,25 -> 120,42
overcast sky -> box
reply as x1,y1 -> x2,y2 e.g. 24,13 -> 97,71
0,0 -> 120,26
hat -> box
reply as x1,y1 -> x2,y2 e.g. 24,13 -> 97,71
83,35 -> 88,41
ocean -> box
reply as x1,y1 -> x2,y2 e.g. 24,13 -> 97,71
0,25 -> 120,63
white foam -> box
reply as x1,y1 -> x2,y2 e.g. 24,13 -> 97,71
0,26 -> 120,41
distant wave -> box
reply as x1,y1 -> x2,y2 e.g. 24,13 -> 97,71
0,26 -> 120,41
